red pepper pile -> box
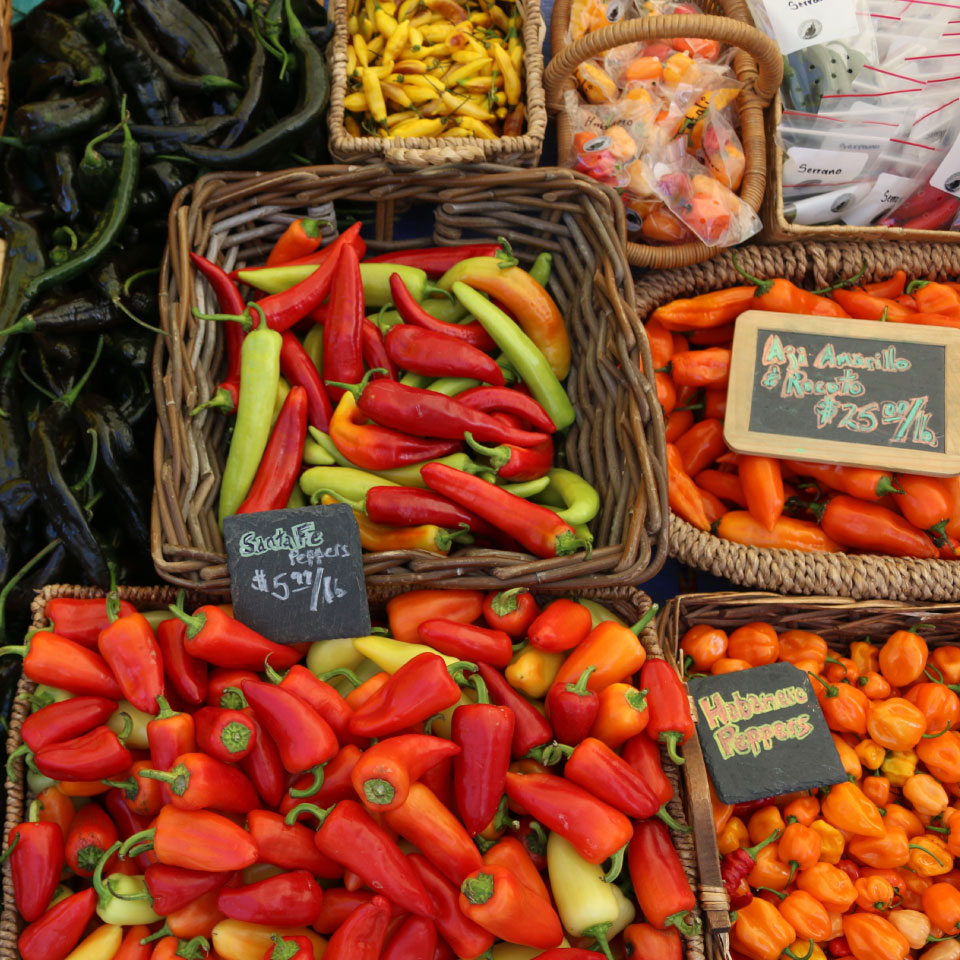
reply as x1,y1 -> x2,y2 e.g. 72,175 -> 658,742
2,588 -> 701,960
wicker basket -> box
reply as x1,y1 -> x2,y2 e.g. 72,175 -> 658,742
326,0 -> 546,166
0,0 -> 9,138
634,238 -> 960,601
543,0 -> 783,270
2,583 -> 723,960
761,97 -> 960,246
152,163 -> 669,594
657,590 -> 960,960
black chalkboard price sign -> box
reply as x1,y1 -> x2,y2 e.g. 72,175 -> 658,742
725,311 -> 960,476
223,504 -> 370,645
688,662 -> 847,804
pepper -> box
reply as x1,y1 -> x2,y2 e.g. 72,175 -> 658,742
832,288 -> 916,321
649,287 -> 757,331
242,718 -> 286,812
868,698 -> 927,751
879,630 -> 929,687
312,889 -> 402,934
841,914 -> 909,960
667,443 -> 710,531
96,608 -> 164,714
738,456 -> 785,532
156,620 -> 206,709
454,387 -> 556,435
482,589 -> 540,638
246,809 -> 340,879
63,925 -> 123,960
34,719 -> 132,782
721,828 -> 781,897
810,675 -> 868,736
417,621 -> 513,668
44,598 -> 136,647
215,871 -> 324,928
546,667 -> 600,745
65,802 -> 119,878
213,921 -> 326,960
19,695 -> 116,760
812,496 -> 938,558
3,803 -> 65,922
267,220 -> 327,268
783,460 -> 900,503
527,599 -> 593,652
264,661 -> 358,748
18,887 -> 97,960
905,682 -> 959,734
721,508 -> 840,555
622,734 -> 674,811
472,662 -> 552,758
143,864 -> 232,918
192,707 -> 257,763
732,263 -> 850,319
553,611 -> 653,693
731,897 -> 796,960
796,862 -> 858,913
140,752 -> 259,813
146,697 -> 196,794
368,245 -> 501,277
321,894 -> 390,960
918,731 -> 960,783
381,916 -> 436,960
674,418 -> 726,477
622,924 -> 682,960
385,324 -> 506,387
351,734 -> 460,811
822,781 -> 885,837
640,658 -> 695,765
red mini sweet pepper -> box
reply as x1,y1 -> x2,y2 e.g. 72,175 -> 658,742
3,801 -> 64,922
282,744 -> 363,814
262,935 -> 315,960
44,596 -> 137,648
0,631 -> 123,699
241,715 -> 286,810
143,863 -> 232,917
217,870 -> 324,927
546,667 -> 600,745
156,618 -> 207,708
477,662 -> 552,757
65,802 -> 118,878
263,661 -> 360,748
20,695 -> 116,754
482,588 -> 540,638
140,752 -> 260,813
34,720 -> 132,782
621,733 -> 674,807
247,809 -> 342,878
322,894 -> 391,960
97,606 -> 165,714
381,915 -> 437,960
418,620 -> 514,669
146,698 -> 197,804
193,706 -> 258,762
17,887 -> 96,960
641,658 -> 696,765
528,599 -> 594,652
311,888 -> 404,934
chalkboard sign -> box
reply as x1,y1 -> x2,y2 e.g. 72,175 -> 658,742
725,311 -> 960,476
223,504 -> 370,645
688,663 -> 847,804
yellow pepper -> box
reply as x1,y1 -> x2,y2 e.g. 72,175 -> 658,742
608,882 -> 638,939
384,19 -> 410,61
212,921 -> 327,960
386,110 -> 421,128
375,7 -> 399,36
354,33 -> 370,67
347,13 -> 360,34
390,117 -> 446,137
908,834 -> 953,876
354,634 -> 458,672
887,909 -> 931,950
790,941 -> 826,960
367,34 -> 386,53
547,831 -> 619,948
380,80 -> 414,108
397,0 -> 419,19
344,115 -> 364,136
810,820 -> 845,864
855,738 -> 886,771
883,749 -> 918,787
64,925 -> 122,960
442,125 -> 472,136
717,816 -> 749,855
394,58 -> 428,73
455,116 -> 498,138
506,646 -> 565,699
107,701 -> 151,749
307,636 -> 367,676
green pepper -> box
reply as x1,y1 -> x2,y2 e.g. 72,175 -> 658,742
0,204 -> 46,343
378,297 -> 468,327
427,377 -> 481,396
300,465 -> 399,503
530,252 -> 553,288
218,326 -> 282,526
499,476 -> 551,498
535,468 -> 600,525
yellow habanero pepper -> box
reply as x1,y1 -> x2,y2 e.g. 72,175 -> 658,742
908,834 -> 953,877
718,817 -> 749,855
883,749 -> 918,787
810,820 -> 845,864
64,925 -> 122,960
212,921 -> 327,960
506,646 -> 566,699
856,738 -> 887,772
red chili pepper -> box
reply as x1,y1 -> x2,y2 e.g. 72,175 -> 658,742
241,715 -> 286,810
628,819 -> 701,936
217,870 -> 324,927
140,752 -> 260,813
384,324 -> 504,386
193,706 -> 258,762
261,935 -> 315,960
206,668 -> 258,708
171,602 -> 303,671
349,652 -> 464,738
114,925 -> 152,960
247,809 -> 342,878
97,609 -> 165,714
813,495 -> 939,558
454,386 -> 556,434
409,853 -> 495,958
828,936 -> 853,958
17,887 -> 96,960
418,620 -> 513,669
464,433 -> 553,482
147,697 -> 197,778
241,679 -> 338,785
546,667 -> 599,745
322,244 -> 364,402
504,772 -> 632,864
366,244 -> 502,277
286,799 -> 435,917
422,464 -> 587,559
528,599 -> 593,652
382,915 -> 437,960
482,589 -> 540,638
156,619 -> 207,708
0,631 -> 123,698
476,662 -> 552,757
621,734 -> 674,806
235,223 -> 365,279
356,320 -> 396,383
264,661 -> 359,748
365,487 -> 504,543
34,722 -> 132,782
452,676 -> 515,837
20,696 -> 116,754
267,218 -> 327,267
322,894 -> 391,960
143,864 -> 232,917
64,802 -> 118,878
312,889 -> 404,934
43,597 -> 137,648
3,804 -> 64,922
282,744 -> 363,815
671,348 -> 730,389
389,273 -> 496,351
675,418 -> 727,477
642,658 -> 695,765
893,473 -> 953,543
280,334 -> 332,431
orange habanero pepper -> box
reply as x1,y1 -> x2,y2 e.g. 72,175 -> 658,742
906,683 -> 960,735
779,632 -> 828,672
931,646 -> 960,686
680,625 -> 728,673
855,875 -> 896,913
851,641 -> 880,675
884,805 -> 925,839
868,698 -> 928,752
879,631 -> 929,687
841,913 -> 909,960
862,775 -> 892,809
777,890 -> 832,942
797,862 -> 858,913
748,807 -> 786,846
821,781 -> 885,838
825,656 -> 859,685
903,774 -> 949,817
727,623 -> 780,667
908,834 -> 953,877
810,820 -> 845,864
848,827 -> 910,869
783,795 -> 820,827
859,672 -> 893,700
855,739 -> 887,772
917,731 -> 960,784
923,881 -> 960,935
779,822 -> 822,875
747,845 -> 794,891
831,734 -> 863,780
717,816 -> 748,855
730,896 -> 796,960
811,676 -> 868,736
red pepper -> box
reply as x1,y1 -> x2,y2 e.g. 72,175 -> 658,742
361,318 -> 398,380
34,722 -> 132,781
44,597 -> 137,648
418,620 -> 513,668
323,244 -> 363,402
3,804 -> 64,922
452,676 -> 515,837
141,863 -> 232,917
115,926 -> 152,960
382,915 -> 437,960
148,938 -> 211,960
171,603 -> 304,671
140,752 -> 260,813
350,733 -> 461,811
235,223 -> 365,279
267,218 -> 326,267
828,936 -> 853,958
65,802 -> 119,877
455,386 -> 556,434
261,935 -> 315,960
156,619 -> 207,708
641,658 -> 695,765
147,697 -> 197,785
621,734 -> 674,806
286,799 -> 435,917
366,244 -> 502,277
241,715 -> 286,810
282,743 -> 363,815
217,870 -> 324,927
675,417 -> 727,477
312,889 -> 404,934
546,667 -> 600,745
533,953 -> 610,960
365,487 -> 504,543
322,894 -> 391,960
420,749 -> 456,813
241,679 -> 338,785
20,695 -> 116,753
902,195 -> 960,229
464,434 -> 553,482
482,589 -> 540,638
389,273 -> 496,351
629,819 -> 701,936
385,325 -> 504,385
247,809 -> 342,878
105,787 -> 153,842
193,706 -> 258,762
510,818 -> 548,871
264,661 -> 358,748
719,829 -> 781,897
477,662 -> 552,757
349,652 -> 465,738
0,631 -> 123,698
207,668 -> 258,708
17,887 -> 96,960
279,334 -> 332,432
528,599 -> 593,652
423,464 -> 587,558
97,609 -> 165,714
409,853 -> 495,958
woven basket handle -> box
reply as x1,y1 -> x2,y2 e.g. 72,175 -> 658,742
544,14 -> 783,113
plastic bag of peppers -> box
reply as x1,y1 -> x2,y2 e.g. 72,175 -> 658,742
189,223 -> 601,562
649,259 -> 960,559
2,586 -> 705,960
679,612 -> 960,960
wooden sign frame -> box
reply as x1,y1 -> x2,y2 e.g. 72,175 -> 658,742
725,310 -> 960,477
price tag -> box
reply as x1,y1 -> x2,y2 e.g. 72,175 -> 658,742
724,311 -> 960,476
688,663 -> 847,804
223,504 -> 370,645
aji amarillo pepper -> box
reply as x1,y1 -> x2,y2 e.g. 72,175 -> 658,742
833,287 -> 916,322
715,510 -> 843,552
731,261 -> 849,318
666,409 -> 695,444
893,475 -> 954,544
783,461 -> 900,503
811,496 -> 938,559
671,348 -> 730,389
667,443 -> 710,530
648,286 -> 757,331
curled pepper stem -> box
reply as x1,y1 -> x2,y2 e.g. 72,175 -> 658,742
422,713 -> 445,736
473,834 -> 497,853
582,923 -> 614,960
117,829 -> 156,860
494,237 -> 519,269
423,281 -> 456,302
92,841 -> 124,907
659,730 -> 686,766
114,712 -> 133,745
139,925 -> 172,945
105,876 -> 150,902
220,686 -> 248,710
284,802 -> 334,828
910,843 -> 945,867
290,763 -> 325,798
489,587 -> 525,616
809,260 -> 868,295
603,845 -> 626,883
191,387 -> 235,417
447,660 -> 479,685
754,885 -> 787,901
744,828 -> 782,860
317,667 -> 362,689
656,804 -> 692,833
0,833 -> 19,865
783,941 -> 815,960
263,655 -> 288,685
464,432 -> 509,469
467,672 -> 490,704
325,368 -> 387,401
5,744 -> 32,784
105,561 -> 120,623
731,252 -> 774,296
786,861 -> 798,886
310,488 -> 364,510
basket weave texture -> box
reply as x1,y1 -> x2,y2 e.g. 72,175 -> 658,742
1,584 -> 719,960
152,164 -> 669,594
544,0 -> 782,270
326,0 -> 547,166
634,239 -> 960,601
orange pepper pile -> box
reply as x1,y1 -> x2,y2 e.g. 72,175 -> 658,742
684,619 -> 960,959
650,268 -> 960,560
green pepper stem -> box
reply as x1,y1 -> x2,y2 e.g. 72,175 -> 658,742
665,909 -> 703,938
744,828 -> 782,860
0,833 -> 20,865
263,656 -> 288,686
105,876 -> 150,902
422,713 -> 445,735
910,843 -> 945,866
363,778 -> 395,805
290,764 -> 325,798
447,660 -> 479,685
284,803 -> 334,828
317,667 -> 362,689
464,432 -> 508,467
168,600 -> 206,640
269,935 -> 301,960
114,712 -> 133,745
489,587 -> 525,617
730,253 -> 773,296
153,696 -> 180,721
92,841 -> 124,907
754,885 -> 787,900
626,688 -> 648,712
582,923 -> 614,960
221,686 -> 248,710
631,604 -> 659,635
59,336 -> 104,410
566,665 -> 597,697
460,871 -> 494,905
603,845 -> 626,883
325,368 -> 386,401
783,940 -> 815,960
191,387 -> 235,416
311,488 -> 365,511
5,744 -> 31,783
809,260 -> 868,295
139,925 -> 172,945
191,307 -> 252,332
423,281 -> 456,302
468,672 -> 491,705
659,729 -> 686,765
656,804 -> 692,833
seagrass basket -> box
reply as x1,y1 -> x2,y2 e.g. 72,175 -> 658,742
634,238 -> 960,601
2,583 -> 723,960
658,590 -> 960,960
326,0 -> 547,166
544,0 -> 783,269
152,164 -> 669,594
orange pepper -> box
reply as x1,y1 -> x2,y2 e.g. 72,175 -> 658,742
810,675 -> 868,736
551,620 -> 647,694
664,408 -> 695,444
748,806 -> 786,846
831,733 -> 863,780
714,511 -> 842,554
931,646 -> 960,686
850,641 -> 880,676
748,844 -> 794,891
904,773 -> 950,817
344,672 -> 390,710
862,775 -> 891,809
783,795 -> 820,827
730,896 -> 796,960
738,456 -> 784,533
589,682 -> 649,748
667,443 -> 710,530
777,890 -> 831,941
848,827 -> 910,869
710,781 -> 732,835
779,821 -> 822,873
859,866 -> 906,900
905,683 -> 960,735
922,881 -> 960,935
717,816 -> 748,855
911,279 -> 960,314
865,271 -> 907,299
947,815 -> 960,858
57,779 -> 111,797
855,875 -> 896,913
797,862 -> 857,913
859,671 -> 893,700
855,739 -> 886,772
779,631 -> 828,672
841,913 -> 909,960
833,287 -> 916,321
822,781 -> 885,838
656,372 -> 676,414
649,286 -> 757,332
386,589 -> 485,645
908,834 -> 953,877
711,657 -> 752,675
810,820 -> 845,864
166,888 -> 226,939
679,624 -> 728,673
884,805 -> 925,839
879,630 -> 929,687
33,785 -> 75,839
726,623 -> 780,667
645,318 -> 675,369
825,655 -> 859,685
868,698 -> 927,752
